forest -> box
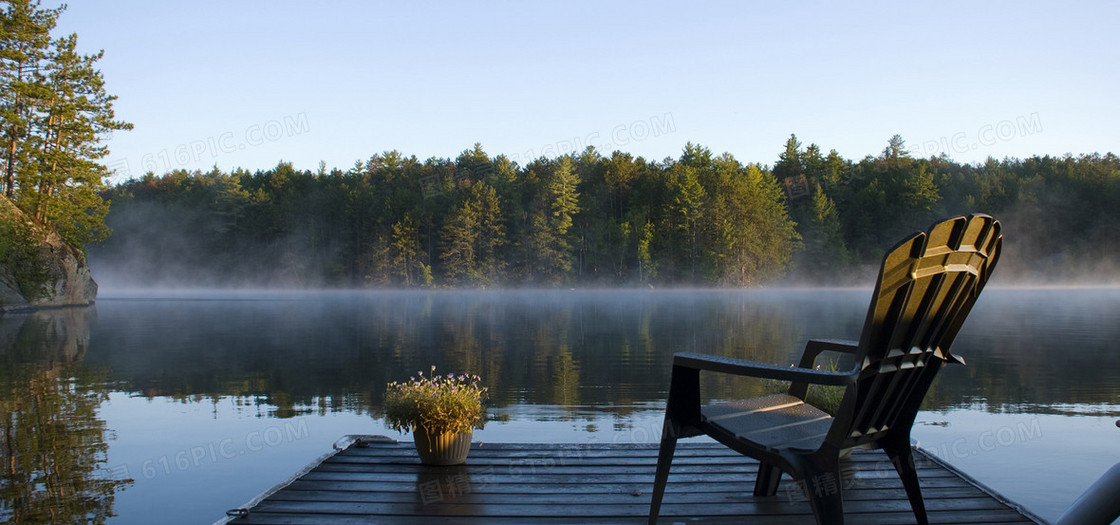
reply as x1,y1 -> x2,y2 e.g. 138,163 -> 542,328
93,136 -> 1120,288
4,1 -> 1120,290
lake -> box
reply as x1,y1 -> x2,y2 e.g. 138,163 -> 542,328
2,288 -> 1118,523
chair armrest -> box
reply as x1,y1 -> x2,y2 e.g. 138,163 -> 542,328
673,352 -> 857,387
796,339 -> 859,369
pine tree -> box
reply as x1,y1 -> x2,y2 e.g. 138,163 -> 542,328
706,155 -> 799,285
439,181 -> 507,286
773,134 -> 804,181
1,0 -> 59,198
388,215 -> 431,287
440,195 -> 479,284
474,182 -> 507,285
797,184 -> 850,279
665,163 -> 707,280
0,2 -> 130,247
525,156 -> 580,284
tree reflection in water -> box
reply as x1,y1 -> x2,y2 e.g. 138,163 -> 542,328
0,307 -> 130,524
2,289 -> 1119,523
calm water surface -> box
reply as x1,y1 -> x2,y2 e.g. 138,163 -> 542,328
2,288 -> 1118,523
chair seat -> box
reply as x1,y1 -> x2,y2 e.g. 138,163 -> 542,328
702,394 -> 833,452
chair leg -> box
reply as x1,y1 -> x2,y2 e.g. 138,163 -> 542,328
884,440 -> 928,525
793,455 -> 845,525
754,461 -> 783,496
649,419 -> 679,525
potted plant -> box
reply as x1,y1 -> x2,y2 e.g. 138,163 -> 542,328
384,366 -> 487,465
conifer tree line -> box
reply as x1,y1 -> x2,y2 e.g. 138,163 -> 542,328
4,1 -> 1120,288
96,138 -> 1120,288
1,0 -> 131,247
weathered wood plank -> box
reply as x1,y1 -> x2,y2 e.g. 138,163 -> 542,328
224,440 -> 1040,524
242,495 -> 1021,517
263,487 -> 1002,507
228,511 -> 1032,525
279,474 -> 980,495
294,470 -> 961,486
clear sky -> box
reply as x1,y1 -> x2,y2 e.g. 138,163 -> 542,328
53,1 -> 1118,181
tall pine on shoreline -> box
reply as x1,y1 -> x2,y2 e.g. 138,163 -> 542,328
1,0 -> 131,248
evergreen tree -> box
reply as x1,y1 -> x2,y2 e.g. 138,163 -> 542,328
473,182 -> 507,285
796,184 -> 850,280
439,181 -> 506,286
440,194 -> 479,284
710,159 -> 800,285
388,215 -> 431,287
1,0 -> 58,199
525,156 -> 580,284
664,163 -> 707,280
0,2 -> 130,247
773,133 -> 804,181
31,34 -> 131,245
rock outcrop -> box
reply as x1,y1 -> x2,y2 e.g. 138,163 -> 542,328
0,197 -> 97,315
0,269 -> 32,312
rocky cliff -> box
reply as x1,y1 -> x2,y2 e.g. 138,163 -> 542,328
0,197 -> 97,315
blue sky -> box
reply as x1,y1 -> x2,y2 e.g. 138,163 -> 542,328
55,1 -> 1118,181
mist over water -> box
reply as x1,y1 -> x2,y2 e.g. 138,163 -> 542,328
88,200 -> 339,290
86,218 -> 1120,291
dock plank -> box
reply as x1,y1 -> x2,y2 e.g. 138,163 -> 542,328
224,438 -> 1040,524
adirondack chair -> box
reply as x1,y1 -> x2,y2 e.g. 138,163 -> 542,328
649,214 -> 1002,525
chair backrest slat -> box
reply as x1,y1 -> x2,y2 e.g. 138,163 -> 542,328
831,214 -> 1002,448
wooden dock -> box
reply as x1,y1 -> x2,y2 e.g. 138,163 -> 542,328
222,436 -> 1041,524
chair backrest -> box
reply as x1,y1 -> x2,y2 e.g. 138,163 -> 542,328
829,214 -> 1002,449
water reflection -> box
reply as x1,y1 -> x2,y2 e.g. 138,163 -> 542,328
0,308 -> 131,524
83,291 -> 807,411
926,288 -> 1120,414
80,289 -> 1120,415
4,288 -> 1120,523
